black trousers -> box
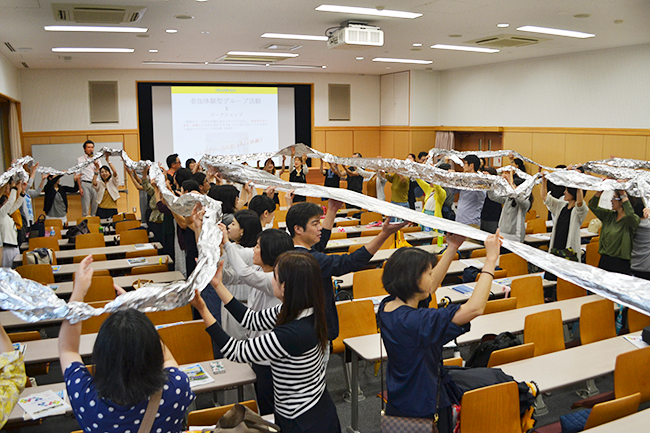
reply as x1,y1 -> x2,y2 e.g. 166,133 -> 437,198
251,362 -> 274,416
598,254 -> 632,275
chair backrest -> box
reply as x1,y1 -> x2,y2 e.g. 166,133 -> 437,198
75,233 -> 106,249
470,248 -> 486,258
113,213 -> 136,223
510,275 -> 544,308
459,381 -> 522,433
443,357 -> 463,367
487,343 -> 535,368
81,300 -> 111,334
586,242 -> 601,267
580,299 -> 616,345
73,269 -> 110,280
627,308 -> 650,333
499,253 -> 528,277
348,244 -> 365,254
86,223 -> 100,234
527,218 -> 547,234
525,210 -> 537,221
73,254 -> 106,263
380,233 -> 395,250
44,219 -> 63,229
125,249 -> 158,259
352,268 -> 387,299
8,331 -> 42,343
272,209 -> 288,228
146,305 -> 194,326
360,228 -> 381,237
119,229 -> 149,245
15,264 -> 55,284
131,264 -> 168,275
115,220 -> 141,234
524,309 -> 565,356
360,212 -> 383,225
329,232 -> 347,240
22,250 -> 58,266
400,226 -> 422,234
483,298 -> 517,315
158,321 -> 215,365
84,275 -> 117,302
187,400 -> 258,427
84,216 -> 101,225
584,392 -> 640,430
331,300 -> 377,354
614,346 -> 650,403
335,220 -> 358,227
28,236 -> 60,251
556,278 -> 587,301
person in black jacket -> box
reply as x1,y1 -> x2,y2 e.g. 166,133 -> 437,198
43,175 -> 78,224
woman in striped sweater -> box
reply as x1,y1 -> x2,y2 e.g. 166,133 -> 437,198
190,250 -> 340,433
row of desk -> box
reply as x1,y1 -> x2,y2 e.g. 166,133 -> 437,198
14,242 -> 162,266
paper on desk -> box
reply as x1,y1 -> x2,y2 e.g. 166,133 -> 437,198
528,233 -> 551,240
623,335 -> 649,349
126,257 -> 148,265
460,259 -> 485,268
451,285 -> 474,296
12,342 -> 26,355
179,363 -> 215,388
50,266 -> 61,274
134,243 -> 155,250
19,389 -> 70,420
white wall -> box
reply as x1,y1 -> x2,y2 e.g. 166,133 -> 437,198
410,70 -> 440,127
0,53 -> 20,101
439,44 -> 650,128
19,68 -> 380,132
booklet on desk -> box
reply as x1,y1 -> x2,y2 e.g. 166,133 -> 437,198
127,257 -> 148,265
134,243 -> 155,250
179,363 -> 215,388
12,342 -> 26,355
18,389 -> 70,420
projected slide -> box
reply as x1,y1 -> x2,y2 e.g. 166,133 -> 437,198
171,86 -> 279,161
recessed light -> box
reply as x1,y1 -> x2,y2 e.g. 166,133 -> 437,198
149,49 -> 158,53
166,29 -> 178,33
614,19 -> 624,24
448,34 -> 463,38
496,23 -> 509,28
315,5 -> 422,19
412,43 -> 422,47
196,0 -> 207,2
431,44 -> 499,53
201,31 -> 210,34
573,14 -> 591,19
356,56 -> 364,60
175,15 -> 194,20
227,51 -> 299,58
261,33 -> 328,42
372,57 -> 432,64
322,65 -> 327,68
44,25 -> 148,33
517,25 -> 594,38
52,47 -> 135,53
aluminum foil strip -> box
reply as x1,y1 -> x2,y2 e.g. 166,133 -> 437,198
496,165 -> 534,180
587,158 -> 650,171
207,162 -> 650,316
427,148 -> 557,171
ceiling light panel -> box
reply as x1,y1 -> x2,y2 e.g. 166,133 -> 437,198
431,44 -> 499,53
52,47 -> 135,53
372,57 -> 432,64
262,33 -> 328,41
516,26 -> 595,38
315,5 -> 422,19
44,25 -> 148,32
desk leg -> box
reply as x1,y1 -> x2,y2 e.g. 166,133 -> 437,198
237,385 -> 244,401
346,351 -> 360,433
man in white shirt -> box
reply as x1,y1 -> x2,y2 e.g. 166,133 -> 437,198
76,140 -> 97,217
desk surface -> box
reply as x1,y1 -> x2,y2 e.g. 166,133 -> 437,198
7,358 -> 255,423
500,332 -> 641,393
586,407 -> 650,432
525,228 -> 596,244
14,242 -> 162,265
51,255 -> 172,278
20,232 -> 154,252
325,230 -> 435,250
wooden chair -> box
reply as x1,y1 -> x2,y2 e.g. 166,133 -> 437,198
73,269 -> 110,280
470,248 -> 486,258
75,233 -> 106,249
86,223 -> 100,234
119,229 -> 149,245
329,232 -> 347,240
84,216 -> 101,225
487,343 -> 535,367
28,236 -> 60,251
524,309 -> 565,356
272,210 -> 288,228
614,346 -> 650,404
348,244 -> 365,254
84,275 -> 117,302
483,297 -> 517,315
113,213 -> 137,223
188,400 -> 258,427
627,308 -> 650,333
556,278 -> 587,301
352,268 -> 387,299
443,357 -> 463,367
527,218 -> 547,234
131,264 -> 168,275
459,381 -> 522,433
9,331 -> 49,376
580,299 -> 616,345
499,253 -> 528,277
146,305 -> 193,326
15,264 -> 55,284
360,212 -> 382,225
335,220 -> 358,227
586,242 -> 601,267
525,210 -> 537,221
73,254 -> 106,263
400,226 -> 422,233
81,300 -> 111,334
22,250 -> 58,266
510,275 -> 544,308
115,220 -> 141,234
381,234 -> 395,250
125,249 -> 158,259
44,219 -> 63,230
158,321 -> 214,365
584,392 -> 641,430
360,228 -> 381,237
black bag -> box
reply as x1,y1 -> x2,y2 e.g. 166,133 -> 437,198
66,219 -> 90,244
29,214 -> 46,238
642,326 -> 650,345
462,266 -> 481,283
465,332 -> 521,368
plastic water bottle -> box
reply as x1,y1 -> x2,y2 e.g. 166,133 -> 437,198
50,227 -> 56,237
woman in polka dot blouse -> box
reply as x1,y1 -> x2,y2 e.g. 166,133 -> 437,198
58,256 -> 195,433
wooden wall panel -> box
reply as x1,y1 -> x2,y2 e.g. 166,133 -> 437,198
503,132 -> 533,158
380,130 -> 394,159
87,134 -> 124,143
603,135 -> 646,160
312,130 -> 326,154
646,136 -> 650,160
411,130 -> 436,157
353,130 -> 380,158
393,131 -> 410,159
49,135 -> 87,145
532,133 -> 566,167
324,130 -> 354,157
564,134 -> 603,166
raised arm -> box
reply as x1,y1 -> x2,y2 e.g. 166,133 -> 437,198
364,219 -> 409,256
321,198 -> 344,231
277,156 -> 287,177
126,167 -> 143,191
431,234 -> 465,288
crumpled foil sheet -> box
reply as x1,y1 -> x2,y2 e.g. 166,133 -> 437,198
427,148 -> 557,171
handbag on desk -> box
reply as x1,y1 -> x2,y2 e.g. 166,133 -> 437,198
201,404 -> 280,432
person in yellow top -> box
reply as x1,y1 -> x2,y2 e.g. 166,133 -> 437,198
385,173 -> 409,206
0,319 -> 27,428
415,179 -> 447,224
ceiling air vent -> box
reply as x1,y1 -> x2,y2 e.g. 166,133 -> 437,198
4,42 -> 16,52
465,34 -> 549,48
21,62 -> 29,69
216,52 -> 297,63
52,3 -> 146,24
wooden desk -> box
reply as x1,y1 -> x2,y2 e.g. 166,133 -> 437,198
19,232 -> 154,252
325,230 -> 435,251
14,242 -> 162,266
525,228 -> 596,245
6,358 -> 256,423
500,332 -> 641,393
586,407 -> 650,432
51,255 -> 172,280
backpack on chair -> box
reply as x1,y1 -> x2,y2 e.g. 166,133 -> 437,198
25,248 -> 54,265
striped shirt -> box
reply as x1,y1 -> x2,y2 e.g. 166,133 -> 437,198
206,300 -> 326,419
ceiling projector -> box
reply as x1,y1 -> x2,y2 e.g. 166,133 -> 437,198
327,22 -> 384,49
